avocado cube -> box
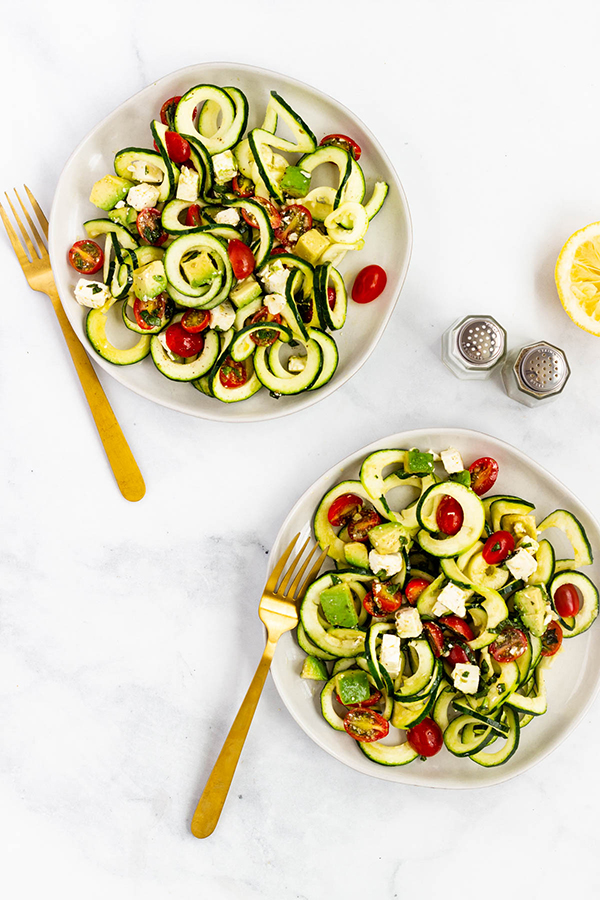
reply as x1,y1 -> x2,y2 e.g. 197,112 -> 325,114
514,585 -> 548,637
336,670 -> 370,705
320,583 -> 358,627
181,250 -> 218,289
344,541 -> 370,569
132,260 -> 167,300
90,174 -> 134,211
294,228 -> 331,265
280,166 -> 311,198
406,449 -> 435,475
300,656 -> 329,681
449,470 -> 472,487
368,523 -> 408,555
108,205 -> 138,232
229,274 -> 262,309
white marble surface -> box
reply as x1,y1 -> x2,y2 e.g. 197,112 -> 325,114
2,2 -> 600,898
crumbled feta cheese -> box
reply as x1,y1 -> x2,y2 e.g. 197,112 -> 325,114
453,663 -> 480,694
157,330 -> 178,361
395,607 -> 423,638
506,548 -> 538,581
543,603 -> 555,627
114,200 -> 126,209
517,537 -> 539,554
212,150 -> 238,184
74,279 -> 111,309
209,300 -> 236,331
259,261 -> 290,296
512,521 -> 527,537
214,207 -> 240,226
126,183 -> 161,211
287,355 -> 306,373
379,634 -> 402,678
368,551 -> 405,579
176,166 -> 199,202
264,293 -> 287,316
440,447 -> 464,474
427,449 -> 441,461
127,160 -> 163,183
433,582 -> 471,618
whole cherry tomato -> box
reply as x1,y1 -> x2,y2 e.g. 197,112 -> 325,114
320,133 -> 362,161
185,204 -> 203,227
347,509 -> 382,542
181,309 -> 210,333
468,457 -> 499,496
407,717 -> 443,757
68,240 -> 104,274
440,615 -> 474,641
553,583 -> 581,618
541,620 -> 563,657
160,96 -> 181,130
436,495 -> 464,536
404,577 -> 432,606
165,131 -> 190,164
489,626 -> 528,662
352,265 -> 387,304
327,493 -> 364,526
343,708 -> 389,743
446,644 -> 469,668
227,239 -> 255,280
423,621 -> 445,658
327,287 -> 336,309
482,531 -> 515,565
164,321 -> 204,357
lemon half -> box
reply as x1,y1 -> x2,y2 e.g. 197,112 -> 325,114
555,221 -> 600,336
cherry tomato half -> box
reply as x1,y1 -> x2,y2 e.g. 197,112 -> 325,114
351,265 -> 387,304
232,175 -> 254,198
336,689 -> 382,709
553,583 -> 581,618
407,717 -> 443,757
436,495 -> 464,536
185,204 -> 203,227
468,457 -> 499,496
482,531 -> 515,565
181,308 -> 210,333
327,287 -> 336,310
446,644 -> 469,668
274,204 -> 312,248
423,621 -> 445,658
372,580 -> 403,613
320,133 -> 362,161
160,96 -> 181,130
327,493 -> 364,526
343,708 -> 389,743
440,615 -> 474,642
68,240 -> 104,274
241,197 -> 282,230
404,577 -> 432,606
347,509 -> 382,542
164,321 -> 204,357
227,238 -> 255,280
541,620 -> 563,657
165,131 -> 190,164
133,293 -> 171,331
489,626 -> 528,663
219,357 -> 248,389
363,591 -> 386,617
136,208 -> 168,245
249,308 -> 282,346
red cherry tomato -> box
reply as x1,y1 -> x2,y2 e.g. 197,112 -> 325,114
347,509 -> 382,542
482,531 -> 515,565
164,321 -> 204,357
343,708 -> 389,743
232,175 -> 254,197
336,689 -> 382,709
327,287 -> 336,310
136,208 -> 167,245
320,133 -> 362,161
489,626 -> 528,663
133,293 -> 171,331
241,197 -> 282,230
68,240 -> 104,274
446,644 -> 469,668
541,620 -> 563,657
404,577 -> 432,606
423,621 -> 445,658
160,96 -> 181,129
181,308 -> 210,333
164,131 -> 190,164
407,717 -> 443,757
269,246 -> 288,256
362,591 -> 386,617
185,204 -> 203,227
440,615 -> 474,641
227,239 -> 255,280
372,581 -> 403,613
351,265 -> 387,304
436,495 -> 464,536
219,357 -> 248,389
468,457 -> 499,496
249,307 -> 283,346
274,204 -> 312,248
327,493 -> 364,526
553,583 -> 581,618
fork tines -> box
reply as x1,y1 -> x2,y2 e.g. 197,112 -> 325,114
0,186 -> 49,265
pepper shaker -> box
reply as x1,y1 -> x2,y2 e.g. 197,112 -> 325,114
441,315 -> 507,380
501,341 -> 570,407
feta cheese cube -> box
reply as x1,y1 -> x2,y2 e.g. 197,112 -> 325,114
176,166 -> 199,202
209,300 -> 236,331
506,548 -> 538,581
427,449 -> 441,461
264,293 -> 287,316
368,550 -> 405,579
126,183 -> 161,211
287,355 -> 306,373
440,447 -> 464,474
379,634 -> 402,678
74,279 -> 111,309
517,537 -> 539,554
395,607 -> 423,638
259,261 -> 290,296
214,207 -> 240,226
453,663 -> 480,694
127,160 -> 163,183
212,150 -> 238,184
432,582 -> 471,618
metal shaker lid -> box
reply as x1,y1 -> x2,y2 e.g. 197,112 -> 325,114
516,342 -> 570,396
456,317 -> 506,367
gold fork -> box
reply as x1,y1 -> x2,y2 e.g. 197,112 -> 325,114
191,533 -> 328,839
0,186 -> 145,502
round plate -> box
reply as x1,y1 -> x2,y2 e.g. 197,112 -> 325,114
269,427 -> 600,786
49,62 -> 412,422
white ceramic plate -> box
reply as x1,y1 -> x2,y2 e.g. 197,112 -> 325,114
269,427 -> 600,787
49,62 -> 412,422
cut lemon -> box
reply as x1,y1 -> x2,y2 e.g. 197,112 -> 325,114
555,221 -> 600,335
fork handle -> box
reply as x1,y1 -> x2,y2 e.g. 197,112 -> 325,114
191,638 -> 277,838
47,287 -> 145,502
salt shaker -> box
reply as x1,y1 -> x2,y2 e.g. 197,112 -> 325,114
441,315 -> 507,380
501,341 -> 570,407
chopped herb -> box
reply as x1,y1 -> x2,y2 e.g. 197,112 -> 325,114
90,284 -> 102,294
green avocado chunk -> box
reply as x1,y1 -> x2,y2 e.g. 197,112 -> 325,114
182,250 -> 218,289
344,541 -> 370,569
320,583 -> 358,627
281,165 -> 311,198
406,449 -> 435,475
133,260 -> 167,299
300,656 -> 329,681
108,205 -> 138,232
90,174 -> 134,211
336,670 -> 370,705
